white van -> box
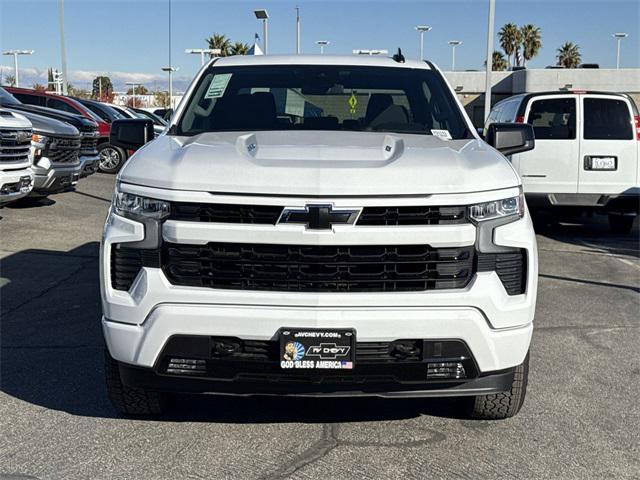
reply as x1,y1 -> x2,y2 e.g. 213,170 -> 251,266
485,91 -> 640,233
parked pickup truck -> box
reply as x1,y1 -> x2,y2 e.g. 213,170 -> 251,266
102,54 -> 538,419
0,109 -> 33,205
0,87 -> 100,180
485,91 -> 640,233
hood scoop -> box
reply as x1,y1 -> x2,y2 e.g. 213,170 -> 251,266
235,132 -> 404,168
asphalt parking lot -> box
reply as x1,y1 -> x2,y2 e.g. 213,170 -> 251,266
0,173 -> 638,480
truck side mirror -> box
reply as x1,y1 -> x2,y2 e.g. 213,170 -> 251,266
485,123 -> 535,156
110,119 -> 154,150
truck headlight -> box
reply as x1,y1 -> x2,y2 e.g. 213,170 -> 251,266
113,189 -> 170,220
31,133 -> 49,159
469,189 -> 525,223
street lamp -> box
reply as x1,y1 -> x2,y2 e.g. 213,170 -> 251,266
254,9 -> 269,55
316,40 -> 330,54
415,25 -> 432,60
448,40 -> 462,71
185,48 -> 220,66
161,67 -> 179,110
613,33 -> 628,69
1,50 -> 34,87
125,82 -> 142,108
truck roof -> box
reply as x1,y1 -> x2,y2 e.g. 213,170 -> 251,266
210,54 -> 433,70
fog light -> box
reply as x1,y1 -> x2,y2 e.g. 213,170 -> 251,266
427,362 -> 466,379
166,358 -> 206,375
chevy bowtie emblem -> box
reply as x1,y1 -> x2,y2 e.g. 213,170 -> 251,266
279,205 -> 360,230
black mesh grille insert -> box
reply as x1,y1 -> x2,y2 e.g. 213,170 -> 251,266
168,203 -> 469,226
357,206 -> 467,225
111,246 -> 161,291
162,243 -> 475,292
170,203 -> 283,224
477,250 -> 527,295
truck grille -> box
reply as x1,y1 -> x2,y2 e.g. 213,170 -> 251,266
169,202 -> 468,225
0,128 -> 32,163
476,250 -> 527,295
80,134 -> 98,155
161,242 -> 475,292
46,136 -> 81,164
110,246 -> 161,291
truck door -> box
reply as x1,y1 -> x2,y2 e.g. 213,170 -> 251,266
519,95 -> 579,193
578,95 -> 637,195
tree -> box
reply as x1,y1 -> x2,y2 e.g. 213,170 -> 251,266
4,74 -> 16,87
92,76 -> 114,101
32,83 -> 47,92
154,90 -> 170,108
498,23 -> 521,68
206,33 -> 231,57
126,85 -> 149,95
47,68 -> 55,91
556,41 -> 581,68
490,51 -> 508,71
521,24 -> 542,67
230,42 -> 250,56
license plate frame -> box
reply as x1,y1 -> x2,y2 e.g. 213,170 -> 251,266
584,156 -> 617,171
279,328 -> 356,370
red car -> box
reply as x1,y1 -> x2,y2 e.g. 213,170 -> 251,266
6,87 -> 128,173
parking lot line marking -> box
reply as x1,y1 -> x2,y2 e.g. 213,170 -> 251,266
578,240 -> 640,271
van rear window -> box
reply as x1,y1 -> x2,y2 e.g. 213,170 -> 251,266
583,98 -> 632,140
527,98 -> 576,140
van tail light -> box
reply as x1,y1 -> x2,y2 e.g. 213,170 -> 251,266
634,115 -> 640,141
515,115 -> 525,124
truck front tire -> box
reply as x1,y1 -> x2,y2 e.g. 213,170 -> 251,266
98,144 -> 126,174
467,352 -> 529,420
104,350 -> 169,416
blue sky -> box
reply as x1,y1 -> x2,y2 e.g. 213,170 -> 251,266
1,0 -> 638,91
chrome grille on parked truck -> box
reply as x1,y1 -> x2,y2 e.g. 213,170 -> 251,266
0,128 -> 31,163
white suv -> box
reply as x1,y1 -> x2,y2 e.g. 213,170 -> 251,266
486,91 -> 640,233
102,54 -> 538,419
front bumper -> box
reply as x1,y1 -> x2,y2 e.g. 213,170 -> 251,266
0,168 -> 33,205
31,158 -> 82,194
79,154 -> 99,178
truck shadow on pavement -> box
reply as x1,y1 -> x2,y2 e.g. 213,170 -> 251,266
0,242 -> 469,423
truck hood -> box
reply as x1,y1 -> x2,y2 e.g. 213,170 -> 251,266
119,131 -> 520,196
3,107 -> 79,137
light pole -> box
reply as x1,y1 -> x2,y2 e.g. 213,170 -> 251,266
296,6 -> 301,54
448,40 -> 462,71
254,9 -> 269,55
613,32 -> 628,69
126,82 -> 142,108
58,0 -> 68,94
161,67 -> 178,110
185,48 -> 220,66
484,0 -> 495,122
316,40 -> 330,54
415,25 -> 432,60
2,50 -> 34,87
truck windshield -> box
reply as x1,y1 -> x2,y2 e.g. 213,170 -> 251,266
177,65 -> 469,138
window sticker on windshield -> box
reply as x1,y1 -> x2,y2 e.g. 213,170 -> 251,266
205,73 -> 232,99
431,129 -> 452,140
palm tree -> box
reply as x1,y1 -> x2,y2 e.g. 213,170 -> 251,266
521,25 -> 542,67
206,33 -> 231,57
498,23 -> 521,68
230,42 -> 250,56
556,41 -> 581,68
491,51 -> 508,71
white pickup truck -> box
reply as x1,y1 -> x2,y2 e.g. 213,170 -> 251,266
0,109 -> 33,205
101,54 -> 538,419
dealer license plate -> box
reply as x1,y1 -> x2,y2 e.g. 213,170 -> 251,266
279,328 -> 355,370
